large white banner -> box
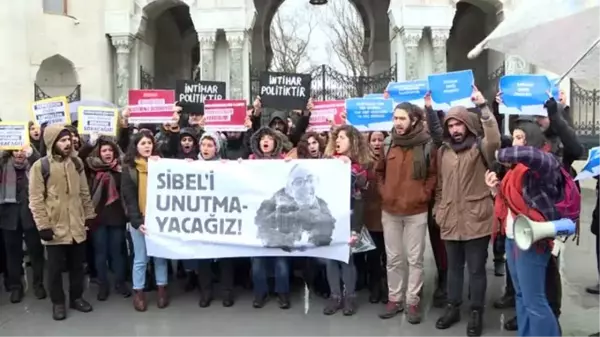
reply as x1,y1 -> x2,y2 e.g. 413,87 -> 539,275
145,158 -> 352,263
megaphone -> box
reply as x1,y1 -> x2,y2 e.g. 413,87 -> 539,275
514,215 -> 576,250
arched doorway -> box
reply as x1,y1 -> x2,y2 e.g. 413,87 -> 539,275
446,0 -> 504,100
250,0 -> 394,103
34,54 -> 80,102
138,0 -> 198,89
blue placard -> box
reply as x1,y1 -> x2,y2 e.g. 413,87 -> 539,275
385,80 -> 428,107
364,93 -> 385,99
345,98 -> 394,131
499,75 -> 552,116
548,77 -> 561,100
427,70 -> 475,112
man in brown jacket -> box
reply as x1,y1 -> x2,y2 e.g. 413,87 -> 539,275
29,124 -> 96,321
433,88 -> 501,336
376,102 -> 436,324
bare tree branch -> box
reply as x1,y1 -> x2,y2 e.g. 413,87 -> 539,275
324,0 -> 371,76
269,4 -> 316,73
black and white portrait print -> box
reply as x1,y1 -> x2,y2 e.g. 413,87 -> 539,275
254,163 -> 336,251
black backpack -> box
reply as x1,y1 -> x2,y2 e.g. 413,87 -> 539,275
40,156 -> 84,199
383,136 -> 433,169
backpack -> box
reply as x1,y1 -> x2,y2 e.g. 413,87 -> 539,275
383,136 -> 432,169
555,166 -> 581,222
40,156 -> 84,200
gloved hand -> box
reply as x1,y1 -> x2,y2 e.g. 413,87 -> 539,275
38,229 -> 54,241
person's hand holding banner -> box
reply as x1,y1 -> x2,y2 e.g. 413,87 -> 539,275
252,96 -> 262,116
139,224 -> 148,235
424,91 -> 433,108
471,85 -> 486,105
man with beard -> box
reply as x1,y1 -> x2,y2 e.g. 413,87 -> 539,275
376,103 -> 437,324
434,88 -> 501,336
28,124 -> 96,321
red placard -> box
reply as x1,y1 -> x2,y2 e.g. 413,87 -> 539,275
128,90 -> 175,124
203,100 -> 247,132
308,100 -> 345,132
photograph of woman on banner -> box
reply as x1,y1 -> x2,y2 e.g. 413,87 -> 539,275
254,163 -> 336,251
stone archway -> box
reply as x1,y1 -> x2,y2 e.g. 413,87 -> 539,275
137,0 -> 198,89
34,54 -> 80,102
446,0 -> 504,99
251,0 -> 390,74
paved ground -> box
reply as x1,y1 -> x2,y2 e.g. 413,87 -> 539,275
0,188 -> 598,336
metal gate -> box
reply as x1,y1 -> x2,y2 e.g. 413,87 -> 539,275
140,66 -> 154,89
249,64 -> 396,101
570,79 -> 600,155
249,64 -> 396,126
34,83 -> 81,103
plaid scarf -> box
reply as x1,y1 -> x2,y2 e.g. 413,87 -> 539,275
86,156 -> 121,208
0,158 -> 29,204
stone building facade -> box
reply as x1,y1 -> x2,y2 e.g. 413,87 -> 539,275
0,0 -> 568,122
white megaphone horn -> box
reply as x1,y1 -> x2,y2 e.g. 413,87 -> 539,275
513,215 -> 576,250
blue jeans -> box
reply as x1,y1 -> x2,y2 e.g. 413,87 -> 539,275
506,238 -> 560,336
129,226 -> 168,290
92,225 -> 126,286
251,257 -> 290,296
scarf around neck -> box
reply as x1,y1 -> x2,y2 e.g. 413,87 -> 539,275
391,123 -> 431,180
0,158 -> 29,204
135,158 -> 149,216
86,156 -> 121,208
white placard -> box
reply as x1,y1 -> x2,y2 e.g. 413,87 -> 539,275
77,106 -> 118,136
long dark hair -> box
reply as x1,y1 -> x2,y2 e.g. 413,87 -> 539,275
123,129 -> 157,167
296,132 -> 325,158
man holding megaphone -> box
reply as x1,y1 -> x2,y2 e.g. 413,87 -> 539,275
486,119 -> 581,337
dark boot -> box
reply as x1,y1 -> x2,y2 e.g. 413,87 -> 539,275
368,285 -> 381,304
33,284 -> 47,300
494,259 -> 505,277
342,296 -> 357,316
199,291 -> 213,308
52,304 -> 67,321
222,290 -> 234,307
9,288 -> 24,303
504,316 -> 517,331
436,304 -> 460,329
70,298 -> 93,313
157,285 -> 169,309
493,292 -> 515,309
378,301 -> 404,319
323,296 -> 342,315
97,284 -> 110,301
252,294 -> 267,308
466,309 -> 483,336
115,282 -> 132,298
433,271 -> 447,308
133,290 -> 147,312
277,293 -> 290,309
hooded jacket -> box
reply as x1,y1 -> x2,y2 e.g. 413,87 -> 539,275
28,124 -> 96,245
198,132 -> 222,161
165,127 -> 199,159
267,109 -> 310,148
249,127 -> 285,159
434,105 -> 501,241
544,99 -> 584,168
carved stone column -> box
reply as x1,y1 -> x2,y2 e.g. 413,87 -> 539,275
198,31 -> 217,80
226,31 -> 245,100
111,35 -> 133,107
431,29 -> 450,74
504,54 -> 531,74
400,28 -> 423,81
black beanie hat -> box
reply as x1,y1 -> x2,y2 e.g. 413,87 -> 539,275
514,120 -> 546,149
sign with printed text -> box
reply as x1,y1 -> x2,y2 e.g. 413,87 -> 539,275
144,158 -> 351,263
0,122 -> 29,150
77,106 -> 119,136
386,80 -> 429,107
203,100 -> 247,132
309,100 -> 345,132
428,70 -> 475,112
499,75 -> 552,116
345,98 -> 394,131
31,96 -> 70,126
175,80 -> 226,114
128,89 -> 175,124
259,72 -> 312,110
548,77 -> 562,101
575,146 -> 600,181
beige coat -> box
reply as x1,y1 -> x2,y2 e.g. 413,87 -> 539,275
434,106 -> 501,241
29,124 -> 95,245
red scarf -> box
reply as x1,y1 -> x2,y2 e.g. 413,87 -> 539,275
494,163 -> 552,250
89,160 -> 121,208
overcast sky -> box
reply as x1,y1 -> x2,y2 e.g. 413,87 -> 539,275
277,0 -> 358,73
